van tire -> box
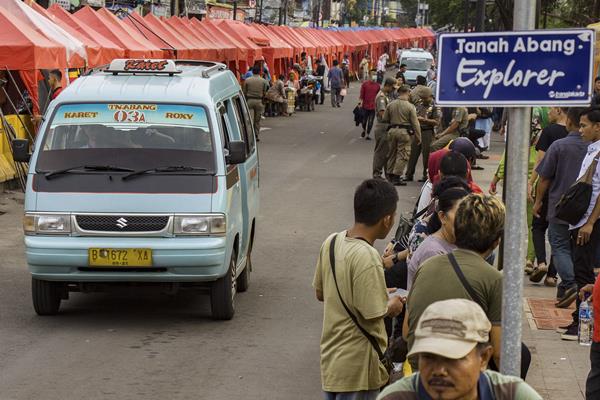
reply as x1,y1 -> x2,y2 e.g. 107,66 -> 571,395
32,278 -> 62,316
211,249 -> 236,320
237,252 -> 251,293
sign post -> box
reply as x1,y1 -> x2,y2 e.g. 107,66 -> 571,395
436,20 -> 594,376
499,0 -> 535,377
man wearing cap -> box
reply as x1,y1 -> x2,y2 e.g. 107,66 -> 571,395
383,86 -> 421,186
405,86 -> 439,183
243,65 -> 269,141
378,299 -> 541,400
372,78 -> 397,179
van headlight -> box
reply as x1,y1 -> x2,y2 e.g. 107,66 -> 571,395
173,214 -> 226,236
24,213 -> 71,235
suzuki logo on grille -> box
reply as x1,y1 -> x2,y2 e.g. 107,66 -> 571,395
116,218 -> 128,229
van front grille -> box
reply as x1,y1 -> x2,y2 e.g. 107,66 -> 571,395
76,215 -> 170,232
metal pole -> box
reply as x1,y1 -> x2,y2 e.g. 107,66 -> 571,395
500,0 -> 536,377
233,0 -> 237,20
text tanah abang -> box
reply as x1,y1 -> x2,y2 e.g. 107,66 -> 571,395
456,37 -> 576,56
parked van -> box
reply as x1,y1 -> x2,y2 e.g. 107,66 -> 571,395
12,59 -> 259,320
398,48 -> 434,86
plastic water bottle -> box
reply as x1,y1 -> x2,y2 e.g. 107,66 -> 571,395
579,300 -> 593,346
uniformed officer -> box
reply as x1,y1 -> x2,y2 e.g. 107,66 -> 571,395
243,66 -> 269,141
430,106 -> 469,152
372,77 -> 397,179
405,86 -> 439,182
382,86 -> 421,186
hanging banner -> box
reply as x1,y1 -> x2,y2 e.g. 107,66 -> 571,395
436,29 -> 595,106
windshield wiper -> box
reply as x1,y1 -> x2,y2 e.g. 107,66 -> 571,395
44,165 -> 135,180
122,166 -> 211,181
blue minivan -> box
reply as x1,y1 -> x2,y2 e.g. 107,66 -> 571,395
12,60 -> 259,320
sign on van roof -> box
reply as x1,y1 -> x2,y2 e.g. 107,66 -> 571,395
106,59 -> 181,75
436,29 -> 595,106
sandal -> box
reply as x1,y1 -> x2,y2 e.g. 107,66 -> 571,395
524,261 -> 534,275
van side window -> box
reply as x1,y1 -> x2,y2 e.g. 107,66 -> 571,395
218,104 -> 230,150
233,95 -> 256,154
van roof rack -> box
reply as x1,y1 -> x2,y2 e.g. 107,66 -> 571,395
173,60 -> 227,78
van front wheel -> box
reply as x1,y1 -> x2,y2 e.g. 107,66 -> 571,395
32,278 -> 62,316
211,250 -> 236,320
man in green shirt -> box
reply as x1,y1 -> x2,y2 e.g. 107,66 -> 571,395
313,179 -> 405,399
378,299 -> 542,400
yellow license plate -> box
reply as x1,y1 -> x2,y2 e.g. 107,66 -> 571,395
88,248 -> 152,267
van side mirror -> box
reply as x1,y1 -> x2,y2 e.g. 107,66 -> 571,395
226,141 -> 247,165
12,139 -> 31,163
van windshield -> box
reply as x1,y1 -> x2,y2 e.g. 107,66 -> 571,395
401,57 -> 433,71
36,103 -> 215,174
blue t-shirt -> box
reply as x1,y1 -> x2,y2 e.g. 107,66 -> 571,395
328,67 -> 344,89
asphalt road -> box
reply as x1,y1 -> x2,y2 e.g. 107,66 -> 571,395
0,87 -> 424,400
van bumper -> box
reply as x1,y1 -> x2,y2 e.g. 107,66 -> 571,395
25,236 -> 229,283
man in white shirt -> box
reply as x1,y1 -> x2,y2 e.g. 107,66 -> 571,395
570,107 -> 600,335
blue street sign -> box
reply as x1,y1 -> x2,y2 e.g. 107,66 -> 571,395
436,30 -> 595,106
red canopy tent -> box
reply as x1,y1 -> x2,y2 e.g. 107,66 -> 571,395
0,6 -> 66,114
46,4 -> 123,67
139,13 -> 215,60
210,20 -> 264,70
4,0 -> 86,69
74,6 -> 162,58
96,8 -> 165,57
251,23 -> 293,77
122,13 -> 177,59
177,17 -> 235,62
266,25 -> 305,61
198,19 -> 254,75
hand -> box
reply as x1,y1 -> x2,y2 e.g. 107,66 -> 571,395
577,223 -> 595,246
532,200 -> 543,218
499,127 -> 505,136
489,182 -> 497,195
527,181 -> 535,203
383,242 -> 395,257
580,284 -> 594,301
382,254 -> 395,269
387,295 -> 405,318
387,287 -> 398,294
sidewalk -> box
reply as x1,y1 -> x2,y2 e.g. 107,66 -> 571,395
474,135 -> 589,400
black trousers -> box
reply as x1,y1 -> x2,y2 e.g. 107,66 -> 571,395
384,259 -> 408,338
361,109 -> 376,135
571,219 -> 600,323
587,342 -> 600,399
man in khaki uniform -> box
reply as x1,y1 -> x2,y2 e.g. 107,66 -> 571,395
405,86 -> 439,182
243,66 -> 269,141
372,78 -> 397,179
430,107 -> 469,152
382,86 -> 421,186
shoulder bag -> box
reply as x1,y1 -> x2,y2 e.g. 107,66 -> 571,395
555,150 -> 600,225
447,253 -> 485,308
328,235 -> 393,375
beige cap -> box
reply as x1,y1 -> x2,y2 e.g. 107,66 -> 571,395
408,299 -> 491,360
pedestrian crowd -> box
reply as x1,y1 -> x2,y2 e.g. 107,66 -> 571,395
241,51 -> 356,141
312,59 -> 600,399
